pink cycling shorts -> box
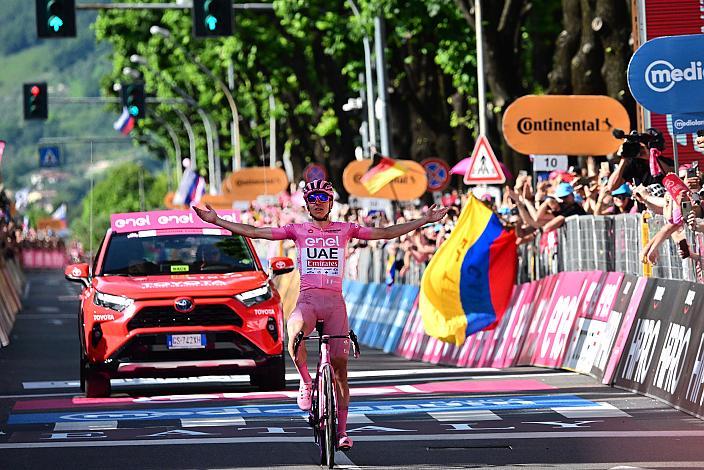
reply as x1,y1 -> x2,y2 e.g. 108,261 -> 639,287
288,290 -> 350,358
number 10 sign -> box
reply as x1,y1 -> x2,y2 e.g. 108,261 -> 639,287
531,154 -> 568,173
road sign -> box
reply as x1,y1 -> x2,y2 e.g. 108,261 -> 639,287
627,34 -> 704,115
421,158 -> 451,192
464,136 -> 505,185
303,163 -> 328,183
38,146 -> 61,168
531,155 -> 568,172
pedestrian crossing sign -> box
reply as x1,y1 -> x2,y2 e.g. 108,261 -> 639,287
463,135 -> 505,185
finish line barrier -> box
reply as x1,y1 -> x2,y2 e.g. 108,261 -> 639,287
307,272 -> 704,421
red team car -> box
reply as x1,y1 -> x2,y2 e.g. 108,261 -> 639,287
64,210 -> 294,397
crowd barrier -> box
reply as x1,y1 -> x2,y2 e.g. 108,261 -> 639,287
20,248 -> 68,270
0,258 -> 25,348
324,271 -> 704,421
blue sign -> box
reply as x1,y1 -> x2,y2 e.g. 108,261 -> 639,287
627,34 -> 704,115
38,146 -> 61,168
671,113 -> 704,135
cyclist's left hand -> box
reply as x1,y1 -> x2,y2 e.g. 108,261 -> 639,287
425,204 -> 449,223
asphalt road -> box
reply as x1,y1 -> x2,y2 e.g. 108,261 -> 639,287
2,270 -> 704,469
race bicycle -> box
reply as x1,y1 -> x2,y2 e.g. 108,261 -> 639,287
293,321 -> 360,468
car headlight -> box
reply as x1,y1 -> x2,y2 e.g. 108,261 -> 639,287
235,285 -> 272,307
94,291 -> 134,312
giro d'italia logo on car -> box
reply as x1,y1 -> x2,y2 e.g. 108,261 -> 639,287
644,60 -> 704,93
174,297 -> 194,313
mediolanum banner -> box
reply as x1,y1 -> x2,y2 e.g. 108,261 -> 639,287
502,95 -> 630,156
628,34 -> 704,115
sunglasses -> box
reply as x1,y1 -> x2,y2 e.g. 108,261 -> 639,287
306,193 -> 331,203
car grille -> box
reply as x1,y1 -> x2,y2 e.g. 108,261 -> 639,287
127,305 -> 243,330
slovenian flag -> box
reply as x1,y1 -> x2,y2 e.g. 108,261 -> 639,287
419,195 -> 517,345
174,167 -> 206,206
113,107 -> 135,135
360,154 -> 408,194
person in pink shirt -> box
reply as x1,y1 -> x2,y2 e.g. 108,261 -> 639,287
193,179 -> 447,450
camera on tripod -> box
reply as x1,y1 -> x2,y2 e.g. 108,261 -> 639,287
612,128 -> 665,158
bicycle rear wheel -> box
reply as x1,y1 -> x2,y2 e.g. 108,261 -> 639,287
318,365 -> 337,468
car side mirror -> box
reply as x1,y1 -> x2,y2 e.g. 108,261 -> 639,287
270,257 -> 295,276
65,263 -> 90,288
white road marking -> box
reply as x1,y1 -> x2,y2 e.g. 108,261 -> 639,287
552,402 -> 630,419
54,421 -> 118,431
36,306 -> 60,313
334,451 -> 361,469
23,282 -> 30,300
2,430 -> 704,449
58,295 -> 79,302
396,385 -> 423,393
429,410 -> 501,422
180,417 -> 246,427
347,414 -> 373,424
22,369 -> 570,390
17,314 -> 75,320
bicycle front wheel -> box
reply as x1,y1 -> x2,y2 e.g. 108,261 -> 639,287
319,365 -> 337,468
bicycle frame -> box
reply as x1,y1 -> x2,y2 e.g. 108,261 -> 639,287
293,321 -> 360,468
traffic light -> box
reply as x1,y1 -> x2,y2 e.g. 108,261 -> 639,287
192,0 -> 233,37
35,0 -> 76,38
121,83 -> 146,119
23,82 -> 48,120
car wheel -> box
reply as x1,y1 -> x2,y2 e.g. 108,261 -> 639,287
251,354 -> 286,391
85,368 -> 111,398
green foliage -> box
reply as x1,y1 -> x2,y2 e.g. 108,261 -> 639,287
72,162 -> 168,249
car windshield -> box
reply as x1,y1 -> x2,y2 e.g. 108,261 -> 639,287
100,232 -> 258,276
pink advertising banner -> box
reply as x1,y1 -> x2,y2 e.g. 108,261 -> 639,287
110,209 -> 241,233
490,281 -> 539,368
516,275 -> 559,365
602,276 -> 649,384
531,272 -> 591,368
562,272 -> 625,374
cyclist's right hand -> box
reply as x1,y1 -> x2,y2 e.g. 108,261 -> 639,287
193,204 -> 218,224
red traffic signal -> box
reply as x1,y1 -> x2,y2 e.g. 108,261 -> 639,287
24,82 -> 48,120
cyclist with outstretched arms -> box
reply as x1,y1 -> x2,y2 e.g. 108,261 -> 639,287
194,179 -> 448,450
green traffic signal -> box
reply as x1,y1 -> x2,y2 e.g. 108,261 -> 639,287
120,83 -> 145,119
192,0 -> 233,37
36,0 -> 76,38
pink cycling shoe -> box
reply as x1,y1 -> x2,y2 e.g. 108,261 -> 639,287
338,433 -> 353,451
297,380 -> 313,411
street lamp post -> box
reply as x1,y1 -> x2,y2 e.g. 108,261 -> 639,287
347,0 -> 377,154
150,25 -> 242,170
126,59 -> 221,194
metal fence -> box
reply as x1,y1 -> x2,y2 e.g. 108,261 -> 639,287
343,213 -> 704,286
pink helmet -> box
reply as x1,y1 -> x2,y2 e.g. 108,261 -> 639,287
303,179 -> 334,198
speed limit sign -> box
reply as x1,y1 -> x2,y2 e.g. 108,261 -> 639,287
531,154 -> 568,173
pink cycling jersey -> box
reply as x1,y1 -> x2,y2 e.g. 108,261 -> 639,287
270,221 -> 373,292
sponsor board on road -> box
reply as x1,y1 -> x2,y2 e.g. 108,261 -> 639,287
8,395 -> 596,425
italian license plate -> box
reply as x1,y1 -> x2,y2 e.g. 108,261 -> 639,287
167,334 -> 206,349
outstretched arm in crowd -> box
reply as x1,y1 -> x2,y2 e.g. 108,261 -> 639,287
193,205 -> 279,240
363,204 -> 448,240
640,223 -> 681,264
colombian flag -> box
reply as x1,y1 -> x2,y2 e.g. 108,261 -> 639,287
419,195 -> 517,345
360,155 -> 408,194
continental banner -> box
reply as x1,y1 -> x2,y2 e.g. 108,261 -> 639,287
613,278 -> 704,418
502,95 -> 630,155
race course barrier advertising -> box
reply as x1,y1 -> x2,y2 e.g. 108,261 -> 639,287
0,258 -> 26,347
502,95 -> 630,155
343,268 -> 704,422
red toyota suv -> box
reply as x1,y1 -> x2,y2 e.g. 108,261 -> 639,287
64,209 -> 294,398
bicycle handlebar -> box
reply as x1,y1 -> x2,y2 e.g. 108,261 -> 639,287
291,329 -> 361,359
